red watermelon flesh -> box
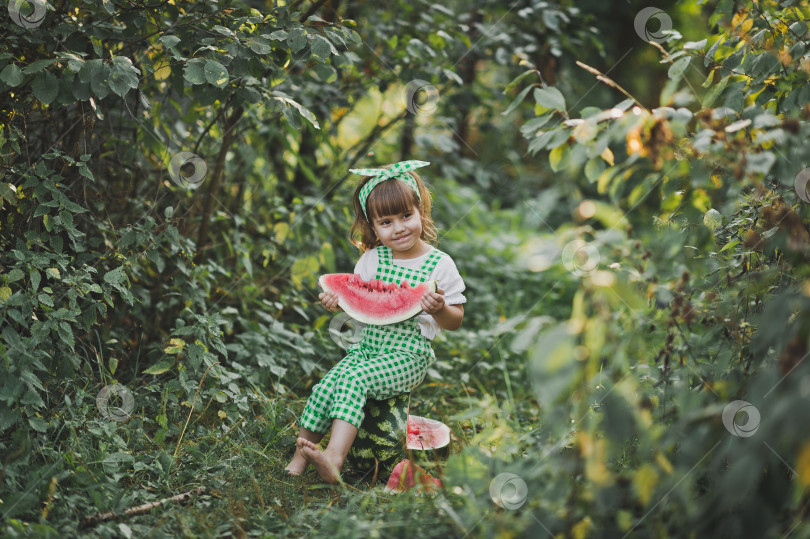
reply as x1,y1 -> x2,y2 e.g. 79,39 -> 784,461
407,415 -> 451,451
318,273 -> 436,325
384,459 -> 442,493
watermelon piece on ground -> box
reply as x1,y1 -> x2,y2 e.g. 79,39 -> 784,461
318,273 -> 437,325
384,459 -> 442,493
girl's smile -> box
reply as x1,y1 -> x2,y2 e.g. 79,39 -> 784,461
372,208 -> 426,258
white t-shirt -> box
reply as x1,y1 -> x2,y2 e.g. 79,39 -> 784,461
353,247 -> 467,340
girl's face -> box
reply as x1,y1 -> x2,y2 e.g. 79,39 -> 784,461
371,205 -> 424,255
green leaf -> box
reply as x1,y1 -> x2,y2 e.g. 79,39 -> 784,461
246,36 -> 272,55
90,65 -> 111,98
109,56 -> 140,97
28,418 -> 48,433
104,266 -> 126,285
30,269 -> 40,293
109,356 -> 118,375
103,452 -> 135,469
720,239 -> 740,252
274,95 -> 320,129
288,28 -> 308,52
22,59 -> 57,74
504,69 -> 535,94
79,59 -> 102,83
683,39 -> 708,50
705,38 -> 723,66
32,72 -> 59,105
45,267 -> 60,280
183,58 -> 206,85
58,210 -> 74,229
204,60 -> 228,88
502,84 -> 534,116
160,35 -> 181,49
310,35 -> 332,62
549,144 -> 569,172
63,200 -> 88,213
668,57 -> 691,80
313,64 -> 336,83
143,357 -> 175,375
38,293 -> 54,307
212,25 -> 234,37
703,75 -> 729,108
7,269 -> 24,282
585,157 -> 606,183
0,64 -> 23,87
534,86 -> 566,112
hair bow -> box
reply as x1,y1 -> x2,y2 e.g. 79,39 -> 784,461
350,160 -> 430,221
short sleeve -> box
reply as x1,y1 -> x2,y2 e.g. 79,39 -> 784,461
353,249 -> 377,281
433,255 -> 466,306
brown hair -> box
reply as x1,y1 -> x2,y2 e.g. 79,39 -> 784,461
348,166 -> 438,252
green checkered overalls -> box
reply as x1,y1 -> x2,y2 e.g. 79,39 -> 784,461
300,245 -> 445,433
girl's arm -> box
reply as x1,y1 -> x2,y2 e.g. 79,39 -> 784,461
432,303 -> 464,331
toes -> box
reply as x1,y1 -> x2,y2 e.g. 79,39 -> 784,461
300,445 -> 317,460
300,439 -> 318,450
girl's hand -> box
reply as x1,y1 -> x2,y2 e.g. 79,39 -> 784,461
319,291 -> 342,312
421,286 -> 446,315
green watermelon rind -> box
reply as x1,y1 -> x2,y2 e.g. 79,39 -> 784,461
346,394 -> 410,478
346,395 -> 452,480
319,274 -> 438,326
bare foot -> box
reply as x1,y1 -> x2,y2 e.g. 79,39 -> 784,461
284,441 -> 310,476
300,443 -> 343,484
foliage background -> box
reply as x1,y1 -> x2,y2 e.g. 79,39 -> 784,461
2,0 -> 810,537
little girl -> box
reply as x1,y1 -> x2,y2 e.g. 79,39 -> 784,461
284,160 -> 467,483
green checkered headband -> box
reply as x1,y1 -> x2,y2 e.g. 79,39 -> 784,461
351,160 -> 430,221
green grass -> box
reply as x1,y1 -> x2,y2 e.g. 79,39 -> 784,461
2,352 -> 538,538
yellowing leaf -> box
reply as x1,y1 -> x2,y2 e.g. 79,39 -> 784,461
580,432 -> 613,486
549,144 -> 569,172
573,120 -> 597,143
616,510 -> 634,532
0,286 -> 11,303
600,147 -> 614,166
633,463 -> 659,505
164,338 -> 185,354
143,357 -> 175,375
796,440 -> 810,488
740,18 -> 754,35
274,222 -> 289,244
153,58 -> 171,81
218,410 -> 227,420
571,517 -> 593,539
731,11 -> 746,30
656,452 -> 673,475
290,255 -> 320,290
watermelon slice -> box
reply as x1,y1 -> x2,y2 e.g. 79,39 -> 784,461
384,459 -> 442,493
407,415 -> 451,456
318,273 -> 437,325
